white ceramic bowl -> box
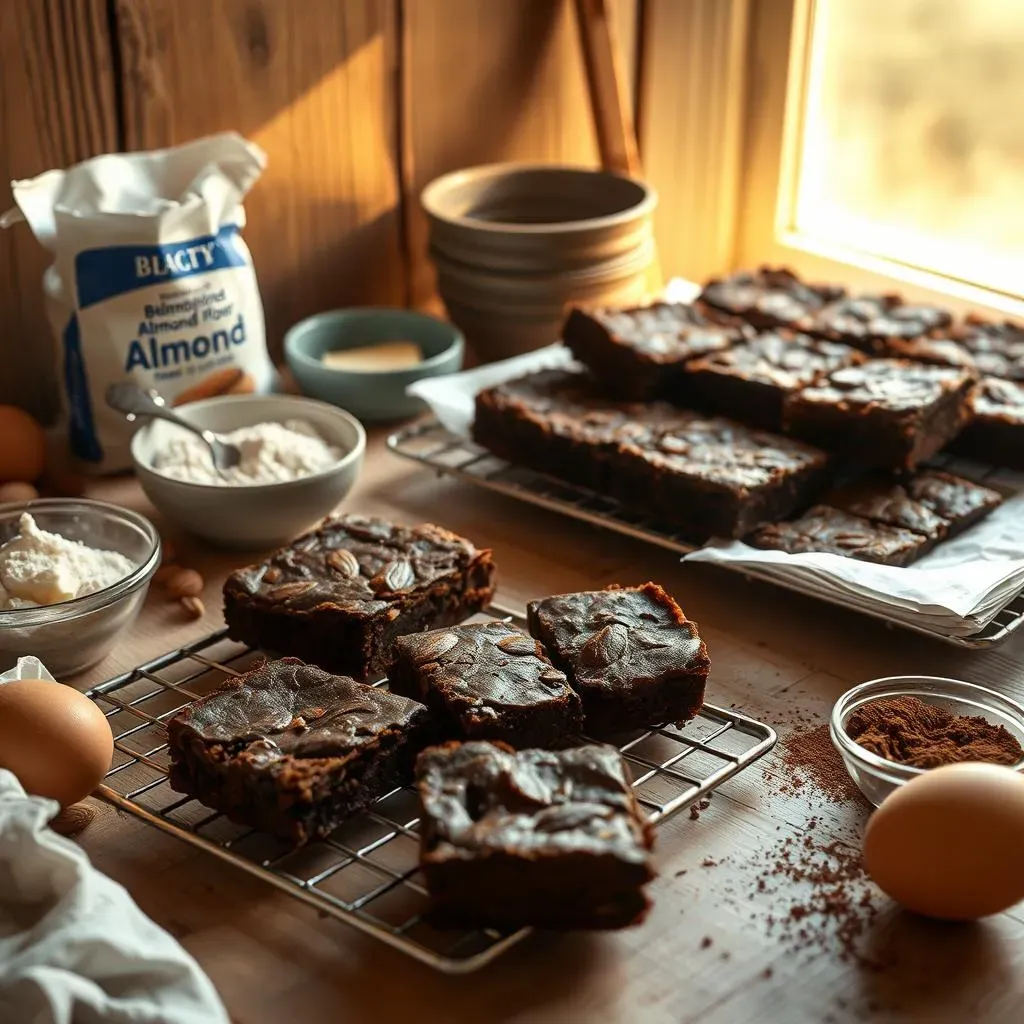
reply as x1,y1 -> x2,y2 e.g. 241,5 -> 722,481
0,499 -> 161,677
131,394 -> 366,549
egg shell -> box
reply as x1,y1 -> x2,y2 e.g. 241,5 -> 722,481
0,406 -> 47,483
863,762 -> 1024,921
0,679 -> 113,807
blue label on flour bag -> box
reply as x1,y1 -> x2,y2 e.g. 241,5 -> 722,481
74,226 -> 248,308
62,316 -> 104,463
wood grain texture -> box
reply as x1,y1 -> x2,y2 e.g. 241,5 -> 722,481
67,430 -> 1024,1024
114,0 -> 406,359
402,0 -> 639,308
0,0 -> 119,422
638,0 -> 751,283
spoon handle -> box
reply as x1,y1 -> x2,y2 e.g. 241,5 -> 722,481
104,382 -> 217,445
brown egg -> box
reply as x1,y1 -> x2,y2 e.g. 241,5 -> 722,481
0,679 -> 114,807
864,762 -> 1024,920
0,406 -> 47,483
0,481 -> 40,504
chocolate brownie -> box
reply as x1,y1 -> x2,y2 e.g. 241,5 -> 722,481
167,658 -> 436,844
473,369 -> 831,537
698,266 -> 845,331
683,330 -> 864,430
801,293 -> 952,355
416,740 -> 655,929
783,360 -> 975,470
749,506 -> 929,566
527,583 -> 709,737
609,412 -> 831,539
473,368 -> 647,492
222,515 -> 496,682
950,317 -> 1024,381
952,377 -> 1024,469
387,621 -> 583,749
562,302 -> 750,400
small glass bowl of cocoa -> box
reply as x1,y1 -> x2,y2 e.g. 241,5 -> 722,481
830,675 -> 1024,807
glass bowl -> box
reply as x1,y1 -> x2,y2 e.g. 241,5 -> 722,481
830,675 -> 1024,807
0,499 -> 161,677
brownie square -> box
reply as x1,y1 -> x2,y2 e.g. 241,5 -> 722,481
562,302 -> 750,400
387,621 -> 583,749
952,377 -> 1024,469
683,330 -> 864,430
829,480 -> 948,552
527,583 -> 709,737
749,506 -> 929,566
610,412 -> 831,539
801,293 -> 952,355
950,317 -> 1024,381
416,740 -> 655,930
222,515 -> 496,681
698,266 -> 845,331
166,658 -> 436,845
472,368 -> 647,492
783,360 -> 975,470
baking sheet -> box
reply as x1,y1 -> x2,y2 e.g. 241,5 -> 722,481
407,318 -> 1024,637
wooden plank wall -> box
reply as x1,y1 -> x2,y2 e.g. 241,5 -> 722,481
0,0 -> 637,423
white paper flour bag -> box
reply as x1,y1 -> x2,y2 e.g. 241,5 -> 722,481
1,132 -> 275,473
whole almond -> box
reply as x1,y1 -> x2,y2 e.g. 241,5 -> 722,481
180,595 -> 205,619
154,563 -> 182,585
165,568 -> 204,598
0,481 -> 40,503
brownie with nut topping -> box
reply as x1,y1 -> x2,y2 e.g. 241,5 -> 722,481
416,740 -> 655,930
750,506 -> 929,566
387,620 -> 583,749
527,583 -> 709,737
783,360 -> 975,470
167,658 -> 437,844
800,293 -> 952,355
952,377 -> 1024,469
698,266 -> 845,331
683,330 -> 864,430
473,369 -> 831,539
222,515 -> 496,681
562,302 -> 751,400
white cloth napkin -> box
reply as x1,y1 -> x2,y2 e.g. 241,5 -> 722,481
0,656 -> 228,1024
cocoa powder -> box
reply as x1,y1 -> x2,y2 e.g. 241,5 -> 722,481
779,723 -> 863,804
846,695 -> 1023,768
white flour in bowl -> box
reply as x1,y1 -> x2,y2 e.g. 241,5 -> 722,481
0,514 -> 136,609
151,420 -> 342,486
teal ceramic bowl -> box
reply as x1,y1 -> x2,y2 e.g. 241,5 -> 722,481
285,308 -> 464,423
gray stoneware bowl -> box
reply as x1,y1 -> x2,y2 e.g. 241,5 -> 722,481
131,394 -> 365,550
285,308 -> 464,423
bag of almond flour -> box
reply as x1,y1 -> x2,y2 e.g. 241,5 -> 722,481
1,132 -> 276,473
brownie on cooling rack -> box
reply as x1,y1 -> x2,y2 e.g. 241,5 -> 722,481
416,740 -> 656,930
749,505 -> 931,567
698,265 -> 846,331
681,329 -> 864,431
527,583 -> 709,737
783,360 -> 975,470
387,620 -> 583,748
561,302 -> 751,400
799,293 -> 953,355
167,658 -> 437,845
952,377 -> 1024,470
222,515 -> 496,681
831,469 -> 1002,548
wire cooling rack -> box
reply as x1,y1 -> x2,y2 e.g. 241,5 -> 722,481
87,605 -> 776,974
387,418 -> 1024,651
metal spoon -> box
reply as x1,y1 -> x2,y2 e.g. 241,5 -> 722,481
105,382 -> 243,474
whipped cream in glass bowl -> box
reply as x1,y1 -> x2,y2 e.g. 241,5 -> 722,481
0,500 -> 160,676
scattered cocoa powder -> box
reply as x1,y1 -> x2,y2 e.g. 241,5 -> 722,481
779,723 -> 863,804
845,695 -> 1023,768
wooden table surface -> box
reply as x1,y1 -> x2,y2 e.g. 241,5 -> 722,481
67,426 -> 1024,1024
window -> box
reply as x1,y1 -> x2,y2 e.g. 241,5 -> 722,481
641,0 -> 1024,316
